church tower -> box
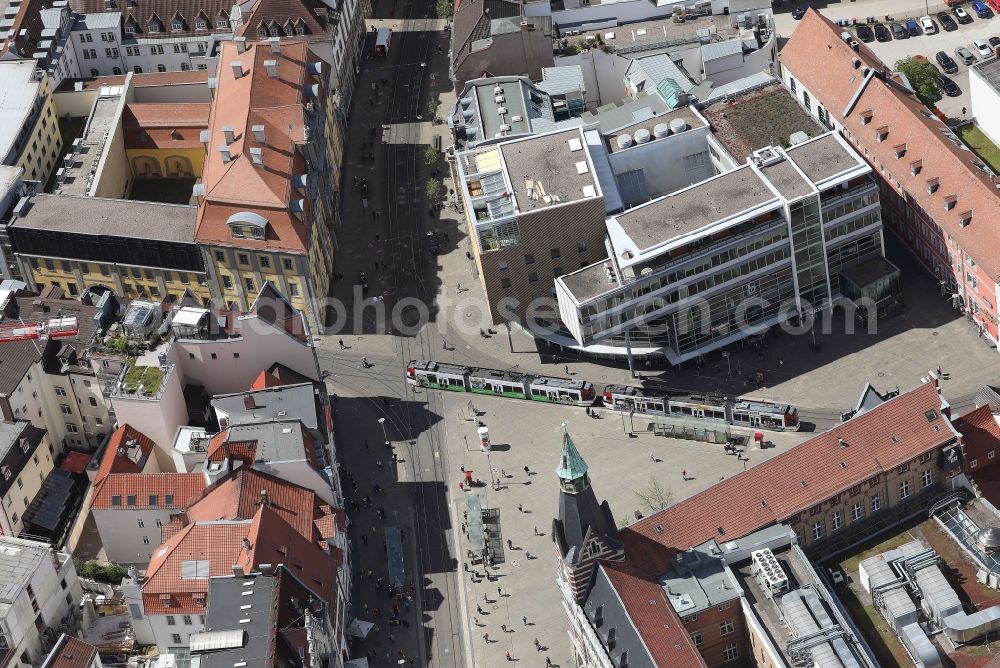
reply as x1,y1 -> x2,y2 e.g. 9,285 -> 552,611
552,422 -> 623,603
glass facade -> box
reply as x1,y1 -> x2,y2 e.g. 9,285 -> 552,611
788,196 -> 831,311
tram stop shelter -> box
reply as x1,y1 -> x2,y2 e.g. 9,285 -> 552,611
650,414 -> 731,444
465,493 -> 487,563
385,526 -> 406,591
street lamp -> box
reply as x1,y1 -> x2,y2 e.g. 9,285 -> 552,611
378,417 -> 389,448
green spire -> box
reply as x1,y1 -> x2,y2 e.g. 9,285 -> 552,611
555,422 -> 589,482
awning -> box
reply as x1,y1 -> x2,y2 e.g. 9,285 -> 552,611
347,659 -> 370,668
346,620 -> 375,639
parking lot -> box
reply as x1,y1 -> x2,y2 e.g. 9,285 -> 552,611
839,7 -> 1000,119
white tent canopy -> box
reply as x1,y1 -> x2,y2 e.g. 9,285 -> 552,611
346,619 -> 375,639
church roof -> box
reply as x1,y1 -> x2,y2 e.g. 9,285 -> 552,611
555,423 -> 588,481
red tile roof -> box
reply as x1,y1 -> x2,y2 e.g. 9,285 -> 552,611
601,563 -> 707,668
250,369 -> 284,389
955,405 -> 1000,470
123,103 -> 210,150
94,425 -> 156,483
781,10 -> 1000,280
45,636 -> 99,668
143,505 -> 337,615
236,0 -> 328,39
624,383 -> 952,554
205,429 -> 257,463
92,473 -> 205,510
195,40 -> 321,254
59,451 -> 91,475
179,467 -> 333,542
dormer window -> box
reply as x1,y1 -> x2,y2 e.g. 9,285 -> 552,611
910,160 -> 922,176
257,26 -> 268,38
227,212 -> 268,240
926,177 -> 939,194
172,20 -> 183,31
860,109 -> 873,125
148,21 -> 161,32
959,210 -> 972,227
216,18 -> 229,28
943,194 -> 957,211
195,18 -> 207,29
875,125 -> 888,142
893,143 -> 906,158
269,24 -> 279,37
295,22 -> 305,35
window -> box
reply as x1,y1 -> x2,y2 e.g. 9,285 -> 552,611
282,258 -> 293,271
90,68 -> 99,77
60,404 -> 72,415
167,615 -> 177,626
289,283 -> 299,297
165,494 -> 174,505
171,634 -> 182,645
173,43 -> 188,53
148,22 -> 160,32
66,423 -> 78,433
125,46 -> 140,56
222,276 -> 233,289
922,469 -> 932,488
832,511 -> 842,531
133,66 -> 143,73
244,278 -> 255,292
498,261 -> 509,271
196,19 -> 207,29
113,67 -> 122,75
211,353 -> 218,360
142,535 -> 150,544
183,615 -> 192,625
238,253 -> 249,265
258,26 -> 268,38
111,495 -> 121,506
972,459 -> 979,468
215,250 -> 225,262
811,520 -> 823,541
899,479 -> 910,500
802,90 -> 811,112
550,248 -> 561,259
606,627 -> 616,650
719,619 -> 734,636
259,256 -> 271,269
88,397 -> 98,407
156,519 -> 163,527
691,631 -> 703,646
10,513 -> 16,525
722,642 -> 739,662
137,519 -> 145,528
95,417 -> 103,425
528,273 -> 539,284
790,78 -> 797,95
80,33 -> 93,42
524,254 -> 535,265
500,277 -> 512,289
216,18 -> 228,28
172,20 -> 183,30
127,495 -> 137,506
16,479 -> 22,490
54,387 -> 67,397
157,64 -> 167,72
851,502 -> 862,522
577,242 -> 588,253
871,493 -> 881,512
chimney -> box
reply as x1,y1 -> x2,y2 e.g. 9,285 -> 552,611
0,394 -> 13,423
219,146 -> 232,163
263,59 -> 278,77
252,124 -> 265,143
234,35 -> 247,54
230,60 -> 243,79
837,437 -> 847,448
268,36 -> 280,53
222,125 -> 235,144
260,488 -> 269,506
249,147 -> 263,165
232,564 -> 245,577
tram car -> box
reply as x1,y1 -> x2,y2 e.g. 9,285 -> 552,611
602,384 -> 799,430
405,361 -> 595,406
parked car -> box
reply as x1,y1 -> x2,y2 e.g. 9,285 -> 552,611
891,22 -> 908,38
937,11 -> 959,30
937,73 -> 961,96
906,17 -> 921,35
920,15 -> 938,33
936,50 -> 959,72
991,35 -> 1000,46
956,45 -> 977,63
856,24 -> 875,41
972,0 -> 992,17
792,3 -> 808,19
874,23 -> 892,41
973,38 -> 994,57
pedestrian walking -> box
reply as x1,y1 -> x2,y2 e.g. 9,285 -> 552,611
564,365 -> 570,374
484,633 -> 491,643
524,465 -> 531,476
522,615 -> 528,626
364,439 -> 369,450
525,551 -> 532,559
474,616 -> 479,625
533,525 -> 539,536
501,468 -> 507,478
376,460 -> 384,470
545,658 -> 552,667
518,503 -> 523,513
361,534 -> 368,545
497,586 -> 502,598
506,651 -> 513,662
484,593 -> 489,603
650,452 -> 655,463
501,624 -> 507,633
534,638 -> 541,651
339,339 -> 346,349
477,604 -> 484,614
506,539 -> 513,549
682,469 -> 687,481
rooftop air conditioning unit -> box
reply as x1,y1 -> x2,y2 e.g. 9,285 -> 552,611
500,124 -> 511,132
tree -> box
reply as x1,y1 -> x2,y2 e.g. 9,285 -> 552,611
74,558 -> 129,585
895,57 -> 940,107
634,476 -> 673,515
435,0 -> 453,18
425,178 -> 443,202
423,145 -> 439,166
